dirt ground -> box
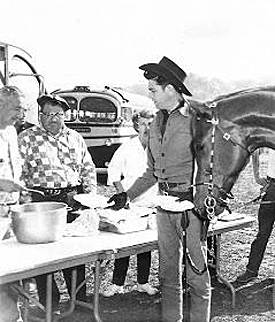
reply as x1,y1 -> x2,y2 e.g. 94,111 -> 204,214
27,153 -> 275,321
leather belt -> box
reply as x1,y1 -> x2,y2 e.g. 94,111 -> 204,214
28,185 -> 81,196
158,182 -> 193,201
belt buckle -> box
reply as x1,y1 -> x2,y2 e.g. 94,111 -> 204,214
164,182 -> 170,192
49,189 -> 61,196
159,182 -> 170,195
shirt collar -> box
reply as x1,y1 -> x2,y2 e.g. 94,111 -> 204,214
170,101 -> 190,116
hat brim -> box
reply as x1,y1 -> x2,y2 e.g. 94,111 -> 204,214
37,95 -> 70,111
139,63 -> 192,96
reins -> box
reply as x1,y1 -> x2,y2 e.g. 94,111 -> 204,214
236,182 -> 275,208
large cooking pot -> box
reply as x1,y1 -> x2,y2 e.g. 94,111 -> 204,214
10,202 -> 67,244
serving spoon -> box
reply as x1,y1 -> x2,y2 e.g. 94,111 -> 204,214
23,188 -> 45,196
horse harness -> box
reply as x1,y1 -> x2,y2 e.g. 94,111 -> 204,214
195,101 -> 253,221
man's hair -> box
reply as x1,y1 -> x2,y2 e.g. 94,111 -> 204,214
0,86 -> 26,111
132,109 -> 155,132
144,71 -> 182,94
0,85 -> 24,99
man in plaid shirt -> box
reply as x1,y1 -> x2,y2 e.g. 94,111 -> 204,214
18,94 -> 97,312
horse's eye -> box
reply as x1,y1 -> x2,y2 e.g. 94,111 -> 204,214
194,143 -> 204,152
204,168 -> 211,175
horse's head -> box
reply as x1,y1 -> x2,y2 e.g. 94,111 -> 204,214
189,87 -> 275,219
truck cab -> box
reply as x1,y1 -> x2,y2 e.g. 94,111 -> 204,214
54,85 -> 155,173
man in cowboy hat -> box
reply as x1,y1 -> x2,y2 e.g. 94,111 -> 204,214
108,56 -> 211,322
18,93 -> 97,313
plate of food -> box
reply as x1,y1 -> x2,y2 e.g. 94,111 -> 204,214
74,194 -> 113,209
95,205 -> 153,234
153,195 -> 194,212
64,209 -> 100,237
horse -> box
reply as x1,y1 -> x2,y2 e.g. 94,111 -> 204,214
188,86 -> 275,221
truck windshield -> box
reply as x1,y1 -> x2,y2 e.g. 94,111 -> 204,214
79,97 -> 117,123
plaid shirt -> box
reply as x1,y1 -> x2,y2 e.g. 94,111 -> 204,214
18,125 -> 97,192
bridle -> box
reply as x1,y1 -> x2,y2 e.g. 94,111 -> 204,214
194,101 -> 251,221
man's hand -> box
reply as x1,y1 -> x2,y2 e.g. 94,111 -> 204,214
107,192 -> 128,210
0,179 -> 26,193
255,175 -> 269,187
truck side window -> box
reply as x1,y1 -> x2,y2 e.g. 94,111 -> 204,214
61,96 -> 78,122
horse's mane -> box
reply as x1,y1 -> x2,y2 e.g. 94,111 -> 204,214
209,85 -> 275,104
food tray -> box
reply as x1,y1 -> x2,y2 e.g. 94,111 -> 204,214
95,205 -> 154,234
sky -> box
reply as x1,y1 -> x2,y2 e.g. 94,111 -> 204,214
2,0 -> 275,92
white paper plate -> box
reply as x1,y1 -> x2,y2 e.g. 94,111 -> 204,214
218,211 -> 245,222
74,194 -> 113,209
153,195 -> 194,212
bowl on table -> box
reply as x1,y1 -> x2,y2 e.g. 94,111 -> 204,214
10,202 -> 67,244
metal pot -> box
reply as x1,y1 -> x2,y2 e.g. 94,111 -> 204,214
10,202 -> 67,244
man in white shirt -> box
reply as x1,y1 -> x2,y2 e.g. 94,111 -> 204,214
104,109 -> 158,296
0,87 -> 24,211
0,85 -> 29,322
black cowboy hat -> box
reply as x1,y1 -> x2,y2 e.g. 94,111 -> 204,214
37,94 -> 70,111
139,56 -> 192,96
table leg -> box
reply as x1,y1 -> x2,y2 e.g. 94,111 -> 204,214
46,274 -> 53,322
273,279 -> 275,310
93,260 -> 103,322
215,234 -> 236,308
56,266 -> 97,320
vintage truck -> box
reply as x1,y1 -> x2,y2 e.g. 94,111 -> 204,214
0,41 -> 155,173
54,85 -> 155,173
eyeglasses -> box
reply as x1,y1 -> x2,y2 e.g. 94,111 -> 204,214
40,111 -> 65,118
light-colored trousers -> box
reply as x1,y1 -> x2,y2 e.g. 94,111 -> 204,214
157,208 -> 211,322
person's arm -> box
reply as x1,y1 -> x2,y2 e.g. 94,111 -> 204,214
252,149 -> 268,186
0,179 -> 26,192
107,144 -> 124,188
78,135 -> 97,194
107,141 -> 157,209
127,144 -> 157,201
113,181 -> 125,193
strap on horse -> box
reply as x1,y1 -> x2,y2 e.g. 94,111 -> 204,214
181,210 -> 190,322
180,209 -> 208,322
241,180 -> 275,206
